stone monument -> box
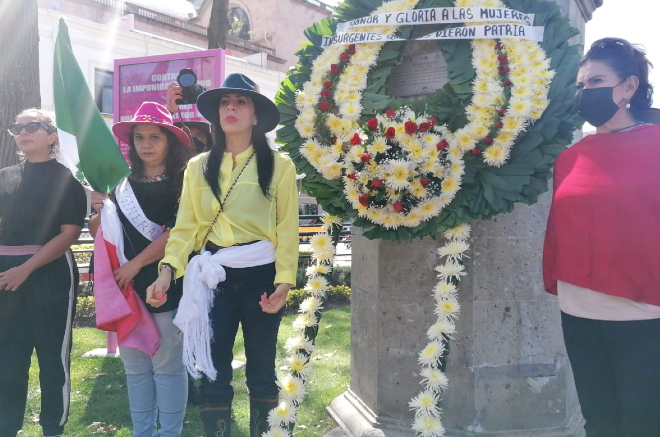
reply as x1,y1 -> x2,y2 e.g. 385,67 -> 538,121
328,0 -> 602,435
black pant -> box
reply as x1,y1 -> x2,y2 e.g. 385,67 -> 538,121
199,262 -> 283,406
0,253 -> 78,437
561,312 -> 660,437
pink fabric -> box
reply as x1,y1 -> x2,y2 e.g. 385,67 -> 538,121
0,245 -> 42,256
93,226 -> 160,357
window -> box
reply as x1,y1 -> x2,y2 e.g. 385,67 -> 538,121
227,7 -> 250,40
94,70 -> 113,115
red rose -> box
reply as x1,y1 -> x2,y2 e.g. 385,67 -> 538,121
367,118 -> 379,131
495,42 -> 503,50
393,201 -> 404,213
331,64 -> 340,74
503,79 -> 512,87
436,139 -> 449,150
348,44 -> 356,54
483,135 -> 493,145
332,136 -> 338,144
420,177 -> 429,188
351,133 -> 362,146
318,101 -> 330,112
497,54 -> 508,63
385,127 -> 396,139
471,147 -> 482,156
498,65 -> 510,74
386,108 -> 396,118
404,121 -> 418,135
320,89 -> 332,98
428,116 -> 436,126
419,122 -> 431,132
360,153 -> 371,163
496,106 -> 506,117
340,52 -> 350,62
323,81 -> 334,87
347,172 -> 356,180
494,122 -> 503,129
370,179 -> 383,188
359,193 -> 370,206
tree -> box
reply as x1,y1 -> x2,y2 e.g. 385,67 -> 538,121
0,0 -> 41,168
207,0 -> 230,49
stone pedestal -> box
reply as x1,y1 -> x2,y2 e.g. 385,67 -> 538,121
329,194 -> 584,437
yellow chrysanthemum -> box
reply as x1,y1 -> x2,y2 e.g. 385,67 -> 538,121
435,297 -> 460,320
418,341 -> 445,367
483,145 -> 508,167
369,137 -> 388,155
420,367 -> 450,390
267,400 -> 296,427
409,390 -> 441,417
326,114 -> 344,135
287,353 -> 313,377
386,160 -> 411,190
293,313 -> 318,331
419,200 -> 441,220
441,177 -> 458,194
443,223 -> 471,240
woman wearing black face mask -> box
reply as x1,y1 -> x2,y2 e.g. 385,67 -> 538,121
543,38 -> 660,437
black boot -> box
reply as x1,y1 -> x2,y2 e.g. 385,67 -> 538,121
200,404 -> 231,437
249,397 -> 278,437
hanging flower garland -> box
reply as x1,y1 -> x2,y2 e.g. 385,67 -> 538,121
266,215 -> 343,436
410,224 -> 470,436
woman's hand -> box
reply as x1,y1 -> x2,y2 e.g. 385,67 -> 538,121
259,283 -> 291,314
0,264 -> 32,291
113,259 -> 142,290
146,270 -> 172,308
91,191 -> 107,214
166,82 -> 183,113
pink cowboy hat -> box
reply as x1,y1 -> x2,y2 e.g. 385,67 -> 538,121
112,101 -> 191,147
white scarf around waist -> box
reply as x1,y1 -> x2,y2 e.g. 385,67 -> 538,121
173,240 -> 276,380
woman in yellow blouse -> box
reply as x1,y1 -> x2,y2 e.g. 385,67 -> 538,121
147,73 -> 299,437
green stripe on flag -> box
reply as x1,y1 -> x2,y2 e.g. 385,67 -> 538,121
54,18 -> 129,193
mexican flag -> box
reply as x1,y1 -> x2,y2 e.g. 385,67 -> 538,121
53,18 -> 129,192
54,18 -> 160,356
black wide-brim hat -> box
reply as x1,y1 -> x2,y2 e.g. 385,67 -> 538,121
196,73 -> 280,133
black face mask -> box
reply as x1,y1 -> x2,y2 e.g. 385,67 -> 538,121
576,80 -> 626,127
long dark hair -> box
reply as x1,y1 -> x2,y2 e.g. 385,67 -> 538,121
203,121 -> 274,201
579,37 -> 654,122
128,125 -> 186,187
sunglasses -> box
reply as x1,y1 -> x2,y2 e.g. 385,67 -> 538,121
7,122 -> 53,136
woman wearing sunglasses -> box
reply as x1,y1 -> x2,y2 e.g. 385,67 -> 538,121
0,109 -> 87,437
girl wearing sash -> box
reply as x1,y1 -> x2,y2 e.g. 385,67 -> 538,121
147,74 -> 299,437
89,102 -> 188,437
0,109 -> 87,437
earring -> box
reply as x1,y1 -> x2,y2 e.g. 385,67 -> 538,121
626,102 -> 631,109
253,120 -> 258,126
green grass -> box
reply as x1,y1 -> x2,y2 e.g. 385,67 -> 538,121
18,307 -> 350,437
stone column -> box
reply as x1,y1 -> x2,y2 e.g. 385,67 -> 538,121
328,1 -> 602,435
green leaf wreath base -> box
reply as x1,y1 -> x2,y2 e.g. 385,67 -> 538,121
276,0 -> 581,241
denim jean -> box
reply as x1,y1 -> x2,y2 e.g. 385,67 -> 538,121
199,262 -> 283,405
119,311 -> 188,437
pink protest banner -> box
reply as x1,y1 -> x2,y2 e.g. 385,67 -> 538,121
113,49 -> 225,158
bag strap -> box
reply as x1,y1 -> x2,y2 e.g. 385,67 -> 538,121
201,152 -> 255,245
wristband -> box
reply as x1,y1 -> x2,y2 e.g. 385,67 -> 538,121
160,263 -> 176,277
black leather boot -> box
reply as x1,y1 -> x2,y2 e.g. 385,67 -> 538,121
200,404 -> 231,437
249,397 -> 278,437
